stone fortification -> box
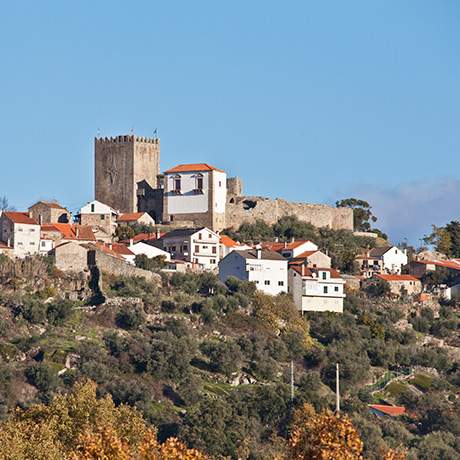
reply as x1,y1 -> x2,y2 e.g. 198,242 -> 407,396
226,195 -> 353,230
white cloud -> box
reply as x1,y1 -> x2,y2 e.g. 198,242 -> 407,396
335,178 -> 460,245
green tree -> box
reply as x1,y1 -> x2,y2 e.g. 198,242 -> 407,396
336,197 -> 378,232
423,221 -> 460,257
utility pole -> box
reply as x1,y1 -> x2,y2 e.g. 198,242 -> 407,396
290,360 -> 295,402
335,363 -> 340,414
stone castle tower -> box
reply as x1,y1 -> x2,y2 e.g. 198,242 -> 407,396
95,135 -> 160,213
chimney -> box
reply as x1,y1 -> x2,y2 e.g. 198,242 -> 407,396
275,237 -> 279,243
255,244 -> 262,259
291,237 -> 295,243
156,227 -> 161,239
284,241 -> 287,249
129,238 -> 134,247
301,263 -> 305,277
75,227 -> 79,238
28,211 -> 33,218
109,243 -> 112,250
7,237 -> 10,248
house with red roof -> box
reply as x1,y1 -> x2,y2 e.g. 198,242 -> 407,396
40,223 -> 96,254
117,212 -> 155,227
367,274 -> 422,297
262,239 -> 319,259
162,163 -> 227,231
288,264 -> 345,313
219,235 -> 251,258
0,212 -> 40,258
368,404 -> 406,417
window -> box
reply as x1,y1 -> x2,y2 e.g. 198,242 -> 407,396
322,272 -> 327,280
91,204 -> 95,212
174,177 -> 181,191
211,259 -> 216,264
41,241 -> 46,247
197,176 -> 203,190
208,233 -> 212,238
171,246 -> 176,252
29,242 -> 34,245
323,286 -> 328,294
264,280 -> 270,285
212,246 -> 217,254
183,244 -> 188,251
101,215 -> 105,220
278,281 -> 284,286
334,286 -> 339,292
395,249 -> 398,254
18,242 -> 23,246
195,245 -> 199,253
203,245 -> 208,249
30,228 -> 35,232
18,228 -> 23,232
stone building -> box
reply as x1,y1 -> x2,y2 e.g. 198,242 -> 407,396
95,135 -> 161,213
28,201 -> 71,224
78,200 -> 118,241
162,163 -> 227,231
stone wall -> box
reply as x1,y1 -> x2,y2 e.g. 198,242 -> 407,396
226,195 -> 353,230
89,249 -> 161,284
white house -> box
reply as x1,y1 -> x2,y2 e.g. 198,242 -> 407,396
0,212 -> 40,258
79,200 -> 119,239
288,265 -> 345,313
163,164 -> 227,231
219,247 -> 288,295
161,227 -> 220,270
128,241 -> 171,261
356,246 -> 408,278
219,235 -> 252,259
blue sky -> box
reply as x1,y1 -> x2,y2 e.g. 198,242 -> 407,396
1,1 -> 459,244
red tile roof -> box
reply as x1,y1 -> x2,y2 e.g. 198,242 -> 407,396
220,235 -> 239,248
261,240 -> 315,252
369,404 -> 406,417
164,163 -> 224,174
117,212 -> 147,222
3,212 -> 38,225
413,259 -> 460,271
376,274 -> 419,282
94,242 -> 132,260
292,250 -> 320,259
41,224 -> 96,241
120,232 -> 166,244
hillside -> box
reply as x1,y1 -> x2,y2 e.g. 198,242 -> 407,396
0,255 -> 459,459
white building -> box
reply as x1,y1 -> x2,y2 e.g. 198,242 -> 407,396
356,246 -> 408,278
219,235 -> 252,259
128,241 -> 171,261
219,247 -> 288,295
161,227 -> 220,270
163,164 -> 227,231
79,200 -> 119,239
288,265 -> 345,313
0,212 -> 40,258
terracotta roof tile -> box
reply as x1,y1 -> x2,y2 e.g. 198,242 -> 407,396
376,274 -> 419,282
41,224 -> 95,241
261,240 -> 315,252
117,212 -> 147,222
289,265 -> 341,279
164,163 -> 224,174
220,235 -> 239,247
369,404 -> 406,417
3,212 -> 38,225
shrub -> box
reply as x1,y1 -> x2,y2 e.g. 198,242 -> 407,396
116,305 -> 145,330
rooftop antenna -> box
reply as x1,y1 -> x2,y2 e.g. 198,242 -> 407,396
335,363 -> 341,414
130,126 -> 135,134
153,128 -> 158,138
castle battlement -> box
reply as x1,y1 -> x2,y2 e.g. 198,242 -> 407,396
95,135 -> 160,144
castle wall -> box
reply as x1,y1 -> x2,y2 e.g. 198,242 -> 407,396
226,196 -> 353,231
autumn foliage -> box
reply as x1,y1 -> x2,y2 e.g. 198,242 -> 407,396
0,380 -> 208,460
288,403 -> 364,460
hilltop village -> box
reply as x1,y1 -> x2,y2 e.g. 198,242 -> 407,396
1,134 -> 460,314
1,134 -> 460,459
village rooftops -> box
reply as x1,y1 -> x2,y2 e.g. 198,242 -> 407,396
412,259 -> 460,271
220,235 -> 240,248
164,163 -> 224,174
2,212 -> 38,225
41,223 -> 96,241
